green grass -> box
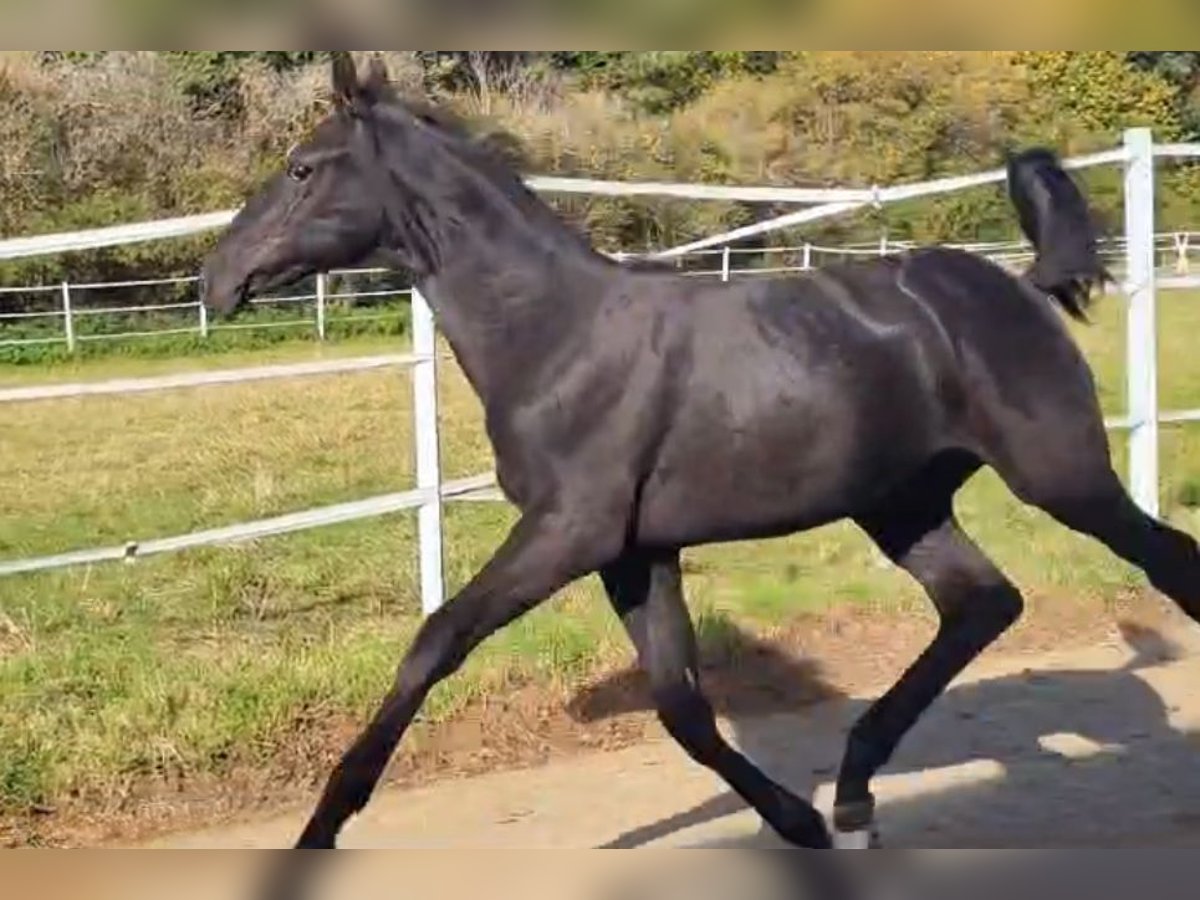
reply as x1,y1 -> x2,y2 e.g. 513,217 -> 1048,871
2,290 -> 1200,821
0,290 -> 412,366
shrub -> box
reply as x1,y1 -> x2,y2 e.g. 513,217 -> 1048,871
0,50 -> 1194,294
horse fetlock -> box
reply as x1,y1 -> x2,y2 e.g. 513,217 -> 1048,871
832,792 -> 881,851
295,821 -> 339,850
832,795 -> 877,835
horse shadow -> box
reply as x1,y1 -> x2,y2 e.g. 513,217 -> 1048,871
567,613 -> 1200,851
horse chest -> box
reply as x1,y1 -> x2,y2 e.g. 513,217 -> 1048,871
483,403 -> 587,510
483,355 -> 666,511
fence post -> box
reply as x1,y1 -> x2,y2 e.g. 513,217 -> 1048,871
721,246 -> 732,282
316,273 -> 328,342
61,282 -> 75,353
411,288 -> 445,616
1124,127 -> 1159,518
802,243 -> 813,271
197,287 -> 209,339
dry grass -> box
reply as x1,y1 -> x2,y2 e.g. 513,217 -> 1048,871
1,54 -> 220,212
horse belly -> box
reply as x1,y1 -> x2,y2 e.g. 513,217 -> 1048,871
636,480 -> 853,548
634,297 -> 951,549
635,394 -> 932,549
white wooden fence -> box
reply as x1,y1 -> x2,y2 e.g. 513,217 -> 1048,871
3,232 -> 1197,355
1,128 -> 1198,615
0,269 -> 413,352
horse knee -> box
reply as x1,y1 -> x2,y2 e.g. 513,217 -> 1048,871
394,606 -> 475,696
939,581 -> 1024,644
978,582 -> 1024,631
909,544 -> 1024,637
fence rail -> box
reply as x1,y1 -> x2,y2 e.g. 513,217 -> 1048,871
0,473 -> 499,578
4,233 -> 1198,354
0,269 -> 415,355
0,172 -> 921,264
1,130 -> 1198,615
0,353 -> 422,404
653,148 -> 1132,259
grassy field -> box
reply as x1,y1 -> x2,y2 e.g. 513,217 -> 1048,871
3,288 -> 1200,827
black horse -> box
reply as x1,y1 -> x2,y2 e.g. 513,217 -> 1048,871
200,53 -> 1200,851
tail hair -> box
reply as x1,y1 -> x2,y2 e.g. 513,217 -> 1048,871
1006,147 -> 1111,322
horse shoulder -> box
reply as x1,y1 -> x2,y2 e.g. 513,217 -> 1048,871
487,290 -> 685,508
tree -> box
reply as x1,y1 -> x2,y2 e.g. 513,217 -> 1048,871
1018,52 -> 1182,143
1128,52 -> 1200,140
562,52 -> 788,114
1128,52 -> 1200,88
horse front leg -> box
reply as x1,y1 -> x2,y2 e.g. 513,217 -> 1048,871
295,506 -> 624,850
602,550 -> 833,848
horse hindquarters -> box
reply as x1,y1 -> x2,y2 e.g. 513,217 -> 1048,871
898,250 -> 1107,488
909,251 -> 1200,632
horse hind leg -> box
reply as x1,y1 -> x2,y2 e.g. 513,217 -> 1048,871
1009,459 -> 1200,626
975,389 -> 1200,624
834,450 -> 1026,847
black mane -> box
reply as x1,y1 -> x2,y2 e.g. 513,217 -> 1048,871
368,91 -> 597,261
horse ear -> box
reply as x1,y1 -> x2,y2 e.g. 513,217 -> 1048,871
362,54 -> 389,99
331,52 -> 359,110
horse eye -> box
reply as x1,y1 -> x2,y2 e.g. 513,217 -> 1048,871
288,163 -> 313,183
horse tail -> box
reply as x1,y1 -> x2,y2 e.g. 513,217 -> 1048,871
1005,147 -> 1111,322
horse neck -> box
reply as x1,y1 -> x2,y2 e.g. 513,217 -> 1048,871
399,180 -> 612,408
420,239 -> 609,407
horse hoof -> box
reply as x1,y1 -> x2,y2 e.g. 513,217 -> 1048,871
833,829 -> 868,850
832,796 -> 878,848
834,820 -> 882,849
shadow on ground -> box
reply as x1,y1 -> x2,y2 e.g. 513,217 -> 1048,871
598,851 -> 1200,900
568,614 -> 1200,851
247,613 -> 1200,900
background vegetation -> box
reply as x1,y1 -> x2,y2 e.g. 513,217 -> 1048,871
2,51 -> 1198,291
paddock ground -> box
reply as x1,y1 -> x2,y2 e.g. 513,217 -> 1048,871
128,596 -> 1200,852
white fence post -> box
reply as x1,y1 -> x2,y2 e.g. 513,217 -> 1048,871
802,243 -> 813,271
721,246 -> 732,282
61,281 -> 75,352
1124,127 -> 1159,518
316,273 -> 328,341
411,288 -> 446,616
197,289 -> 209,339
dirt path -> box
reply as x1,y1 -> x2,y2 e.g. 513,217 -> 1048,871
139,616 -> 1200,851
